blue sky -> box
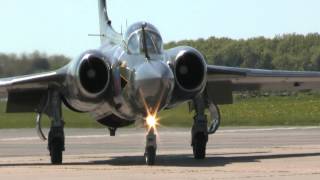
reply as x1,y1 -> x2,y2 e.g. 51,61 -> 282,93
0,0 -> 320,58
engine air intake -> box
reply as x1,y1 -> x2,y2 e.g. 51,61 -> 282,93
79,56 -> 109,94
175,52 -> 206,91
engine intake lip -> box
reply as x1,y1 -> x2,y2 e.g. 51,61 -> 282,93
78,54 -> 110,97
174,51 -> 206,92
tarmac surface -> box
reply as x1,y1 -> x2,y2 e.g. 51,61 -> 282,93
0,127 -> 320,180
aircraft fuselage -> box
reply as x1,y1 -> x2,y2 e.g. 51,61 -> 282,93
95,44 -> 175,123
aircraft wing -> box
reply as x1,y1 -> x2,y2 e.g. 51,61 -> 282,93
0,69 -> 65,112
206,65 -> 320,104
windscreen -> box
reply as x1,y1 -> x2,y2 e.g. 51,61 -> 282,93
125,22 -> 163,56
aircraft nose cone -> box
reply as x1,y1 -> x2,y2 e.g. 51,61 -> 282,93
134,61 -> 174,113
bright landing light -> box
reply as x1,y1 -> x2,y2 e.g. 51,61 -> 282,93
146,114 -> 158,128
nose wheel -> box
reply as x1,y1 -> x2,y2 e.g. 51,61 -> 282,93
144,127 -> 157,165
145,146 -> 156,165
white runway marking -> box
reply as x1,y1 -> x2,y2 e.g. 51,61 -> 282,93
0,127 -> 319,142
218,126 -> 320,133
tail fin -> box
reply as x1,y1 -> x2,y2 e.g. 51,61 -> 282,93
98,0 -> 122,45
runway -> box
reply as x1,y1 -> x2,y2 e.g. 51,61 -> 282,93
1,127 -> 320,180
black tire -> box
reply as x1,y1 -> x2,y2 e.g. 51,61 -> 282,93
50,140 -> 63,164
145,146 -> 156,165
192,133 -> 207,159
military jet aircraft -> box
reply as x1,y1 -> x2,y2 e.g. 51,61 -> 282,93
1,0 -> 320,165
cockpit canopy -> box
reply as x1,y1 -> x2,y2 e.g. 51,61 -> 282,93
124,22 -> 163,55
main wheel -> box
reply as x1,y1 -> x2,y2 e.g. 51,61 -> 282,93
192,133 -> 207,159
50,139 -> 63,164
145,146 -> 156,165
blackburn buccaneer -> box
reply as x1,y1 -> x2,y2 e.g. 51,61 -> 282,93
2,0 -> 320,165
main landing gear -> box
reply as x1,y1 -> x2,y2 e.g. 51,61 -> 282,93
47,91 -> 65,164
191,95 -> 208,159
48,127 -> 65,164
191,94 -> 221,159
37,89 -> 65,165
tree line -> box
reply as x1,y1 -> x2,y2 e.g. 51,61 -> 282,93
0,51 -> 69,78
1,33 -> 320,78
166,33 -> 320,71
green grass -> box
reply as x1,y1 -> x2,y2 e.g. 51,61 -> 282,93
160,93 -> 320,127
1,93 -> 320,128
218,94 -> 320,126
0,102 -> 101,129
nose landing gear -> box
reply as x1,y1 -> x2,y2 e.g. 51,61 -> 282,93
144,127 -> 157,165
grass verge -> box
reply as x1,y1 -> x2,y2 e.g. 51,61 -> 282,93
1,93 -> 320,128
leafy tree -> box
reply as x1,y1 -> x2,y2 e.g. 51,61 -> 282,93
166,33 -> 320,71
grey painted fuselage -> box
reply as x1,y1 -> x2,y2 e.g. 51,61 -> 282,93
93,38 -> 175,123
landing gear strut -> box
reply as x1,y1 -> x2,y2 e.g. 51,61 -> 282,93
108,127 -> 117,136
144,127 -> 157,165
191,95 -> 208,159
44,90 -> 65,165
